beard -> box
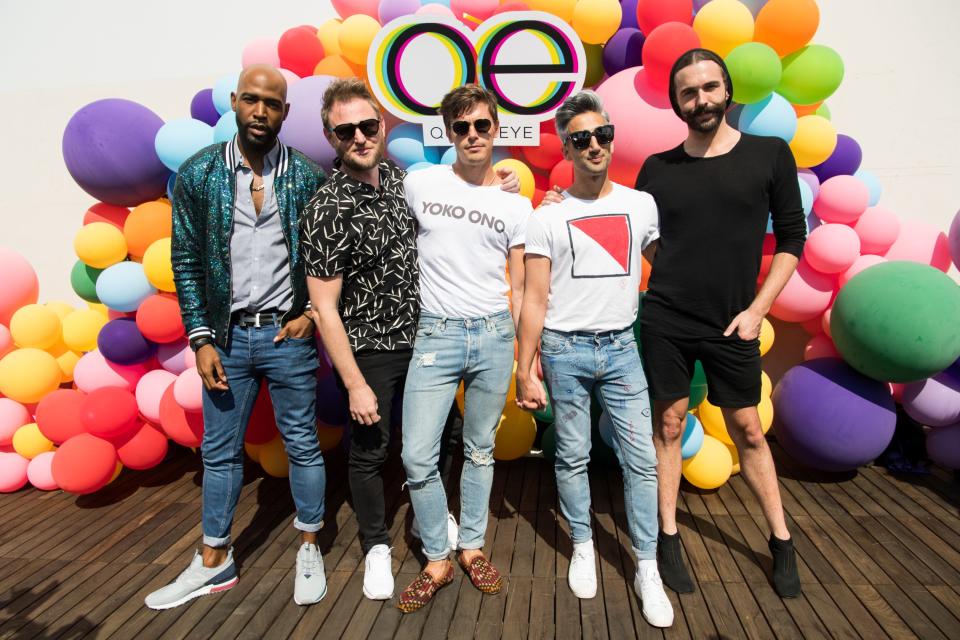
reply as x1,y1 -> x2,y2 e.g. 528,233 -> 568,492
236,116 -> 279,153
340,137 -> 384,172
681,102 -> 726,133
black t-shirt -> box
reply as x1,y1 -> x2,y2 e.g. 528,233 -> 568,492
635,133 -> 806,338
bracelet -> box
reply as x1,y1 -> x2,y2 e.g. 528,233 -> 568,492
190,336 -> 214,352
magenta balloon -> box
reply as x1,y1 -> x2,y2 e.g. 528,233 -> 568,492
902,366 -> 960,427
602,28 -> 645,76
278,76 -> 338,170
190,89 -> 220,127
926,423 -> 960,469
810,134 -> 862,182
949,209 -> 960,271
62,99 -> 170,207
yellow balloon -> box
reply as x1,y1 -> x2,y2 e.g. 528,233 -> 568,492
317,19 -> 342,57
339,15 -> 381,65
317,425 -> 344,452
0,348 -> 62,403
494,407 -> 537,461
727,443 -> 741,475
571,0 -> 622,45
45,301 -> 75,321
759,317 -> 774,356
682,435 -> 732,489
12,423 -> 55,459
758,394 -> 773,432
493,158 -> 535,200
10,304 -> 62,350
693,0 -> 755,58
62,309 -> 108,353
110,461 -> 123,483
244,441 -> 263,462
87,302 -> 109,317
698,395 -> 773,446
788,115 -> 837,168
142,238 -> 176,292
260,436 -> 290,478
56,350 -> 81,383
526,0 -> 577,25
74,222 -> 128,269
761,371 -> 772,398
314,55 -> 362,79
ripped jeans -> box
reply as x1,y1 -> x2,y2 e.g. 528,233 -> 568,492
540,327 -> 658,559
401,310 -> 515,561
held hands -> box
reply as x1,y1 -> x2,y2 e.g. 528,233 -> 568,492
515,367 -> 547,411
273,313 -> 315,342
196,345 -> 229,391
723,307 -> 764,341
349,383 -> 381,426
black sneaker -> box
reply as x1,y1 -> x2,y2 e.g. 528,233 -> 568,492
657,531 -> 694,594
768,535 -> 801,598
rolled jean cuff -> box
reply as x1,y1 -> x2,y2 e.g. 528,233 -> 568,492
422,545 -> 451,562
203,534 -> 231,548
294,517 -> 324,533
458,539 -> 484,551
634,545 -> 656,561
570,531 -> 593,545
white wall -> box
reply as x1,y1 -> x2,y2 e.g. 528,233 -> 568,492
0,0 -> 956,303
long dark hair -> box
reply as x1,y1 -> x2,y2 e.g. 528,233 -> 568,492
668,48 -> 734,117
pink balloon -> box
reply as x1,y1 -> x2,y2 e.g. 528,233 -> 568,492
173,367 -> 204,413
851,206 -> 900,255
241,37 -> 281,68
136,369 -> 177,423
838,254 -> 886,289
416,3 -> 457,18
814,175 -> 870,224
883,220 -> 952,272
595,67 -> 688,187
0,398 -> 30,446
0,248 -> 39,327
948,209 -> 960,271
820,307 -> 832,338
804,224 -> 861,274
797,169 -> 820,201
279,68 -> 301,86
0,324 -> 12,359
770,259 -> 835,323
332,0 -> 381,19
926,423 -> 960,469
157,339 -> 195,374
450,0 -> 498,20
27,451 -> 58,490
73,350 -> 148,393
0,451 -> 29,492
804,333 -> 840,361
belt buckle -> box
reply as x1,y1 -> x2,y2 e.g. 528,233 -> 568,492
254,312 -> 261,328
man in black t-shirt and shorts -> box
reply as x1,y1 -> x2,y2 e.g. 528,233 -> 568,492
636,49 -> 806,598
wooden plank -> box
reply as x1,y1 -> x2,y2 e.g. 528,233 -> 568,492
527,576 -> 556,640
500,575 -> 532,639
699,581 -> 747,639
873,583 -> 948,640
848,583 -> 917,640
799,581 -> 861,640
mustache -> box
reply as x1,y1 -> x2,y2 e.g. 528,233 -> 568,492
687,102 -> 725,119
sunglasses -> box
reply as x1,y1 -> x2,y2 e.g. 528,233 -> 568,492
451,118 -> 493,136
329,118 -> 381,141
567,124 -> 615,149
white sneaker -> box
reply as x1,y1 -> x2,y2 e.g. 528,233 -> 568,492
634,559 -> 674,627
144,549 -> 237,610
294,543 -> 327,605
363,544 -> 394,600
410,512 -> 459,551
568,541 -> 597,599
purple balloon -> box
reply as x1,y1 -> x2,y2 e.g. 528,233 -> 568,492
98,318 -> 157,365
602,28 -> 645,76
927,423 -> 960,469
810,134 -> 862,182
797,169 -> 820,200
62,99 -> 170,206
278,75 -> 337,170
620,0 -> 639,30
379,0 -> 421,24
949,209 -> 960,272
316,372 -> 350,426
903,367 -> 960,427
772,358 -> 896,472
190,89 -> 221,127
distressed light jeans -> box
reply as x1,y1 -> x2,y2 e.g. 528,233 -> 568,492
401,310 -> 515,561
540,327 -> 658,559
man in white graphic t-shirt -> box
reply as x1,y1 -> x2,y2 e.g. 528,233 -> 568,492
396,85 -> 532,613
514,90 -> 673,628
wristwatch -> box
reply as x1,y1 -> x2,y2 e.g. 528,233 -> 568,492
190,336 -> 214,352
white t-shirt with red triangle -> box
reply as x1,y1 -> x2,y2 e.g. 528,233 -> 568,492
524,183 -> 659,332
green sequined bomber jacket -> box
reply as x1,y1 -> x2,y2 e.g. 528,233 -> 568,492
171,141 -> 326,348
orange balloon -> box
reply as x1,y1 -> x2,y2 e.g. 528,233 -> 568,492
314,55 -> 364,78
793,100 -> 823,117
124,200 -> 172,259
640,256 -> 652,291
754,0 -> 820,57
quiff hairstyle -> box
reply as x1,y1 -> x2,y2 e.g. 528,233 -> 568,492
320,78 -> 382,129
438,84 -> 500,129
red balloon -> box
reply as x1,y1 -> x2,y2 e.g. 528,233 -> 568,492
35,388 -> 87,444
80,387 -> 139,439
52,433 -> 118,495
758,233 -> 777,286
159,385 -> 204,447
278,26 -> 325,78
548,160 -> 574,191
636,0 -> 693,35
115,422 -> 168,470
245,383 -> 280,445
532,188 -> 546,207
522,133 -> 564,171
641,22 -> 701,91
136,294 -> 185,343
83,202 -> 130,230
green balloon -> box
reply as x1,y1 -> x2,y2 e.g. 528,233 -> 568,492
689,360 -> 708,406
777,45 -> 844,106
815,102 -> 831,120
832,262 -> 960,383
583,43 -> 605,88
533,381 -> 554,423
725,42 -> 782,104
70,260 -> 102,303
541,424 -> 556,461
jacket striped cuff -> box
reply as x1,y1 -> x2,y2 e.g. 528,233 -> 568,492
187,326 -> 214,341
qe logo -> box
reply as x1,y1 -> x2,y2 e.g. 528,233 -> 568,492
368,12 -> 587,146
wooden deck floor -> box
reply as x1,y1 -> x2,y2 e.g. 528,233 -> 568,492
1,440 -> 958,639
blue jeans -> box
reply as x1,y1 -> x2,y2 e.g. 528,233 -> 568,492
201,323 -> 326,547
402,310 -> 515,561
540,327 -> 658,559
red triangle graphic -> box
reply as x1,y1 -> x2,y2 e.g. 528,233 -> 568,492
569,215 -> 630,272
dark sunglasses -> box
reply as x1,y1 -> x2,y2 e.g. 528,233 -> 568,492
567,124 -> 615,149
329,118 -> 381,141
451,118 -> 493,136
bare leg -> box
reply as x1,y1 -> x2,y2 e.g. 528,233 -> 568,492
653,397 -> 689,534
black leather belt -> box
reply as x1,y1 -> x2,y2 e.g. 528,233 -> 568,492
233,309 -> 282,327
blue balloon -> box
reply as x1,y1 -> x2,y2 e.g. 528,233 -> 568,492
214,111 -> 238,143
212,73 -> 240,115
738,93 -> 797,142
155,118 -> 214,172
491,147 -> 510,163
95,262 -> 157,312
386,123 -> 442,169
854,168 -> 882,206
681,413 -> 705,460
440,147 -> 457,165
166,172 -> 177,201
407,162 -> 434,172
798,176 -> 814,214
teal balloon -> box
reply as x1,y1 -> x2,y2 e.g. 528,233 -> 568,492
725,42 -> 782,104
533,382 -> 554,423
738,93 -> 797,142
681,413 -> 704,460
777,45 -> 845,106
440,146 -> 456,165
155,118 -> 214,172
70,261 -> 102,303
832,262 -> 960,383
386,123 -> 441,169
95,261 -> 157,312
689,360 -> 708,407
213,111 -> 238,143
212,73 -> 240,115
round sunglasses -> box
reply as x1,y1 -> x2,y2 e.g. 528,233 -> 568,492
567,124 -> 615,149
451,118 -> 493,136
328,118 -> 382,141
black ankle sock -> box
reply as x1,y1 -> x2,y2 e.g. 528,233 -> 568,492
768,535 -> 801,598
657,531 -> 694,594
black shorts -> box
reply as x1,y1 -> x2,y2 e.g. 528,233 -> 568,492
640,332 -> 762,409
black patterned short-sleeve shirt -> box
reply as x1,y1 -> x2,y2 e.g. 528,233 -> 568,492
301,159 -> 419,352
